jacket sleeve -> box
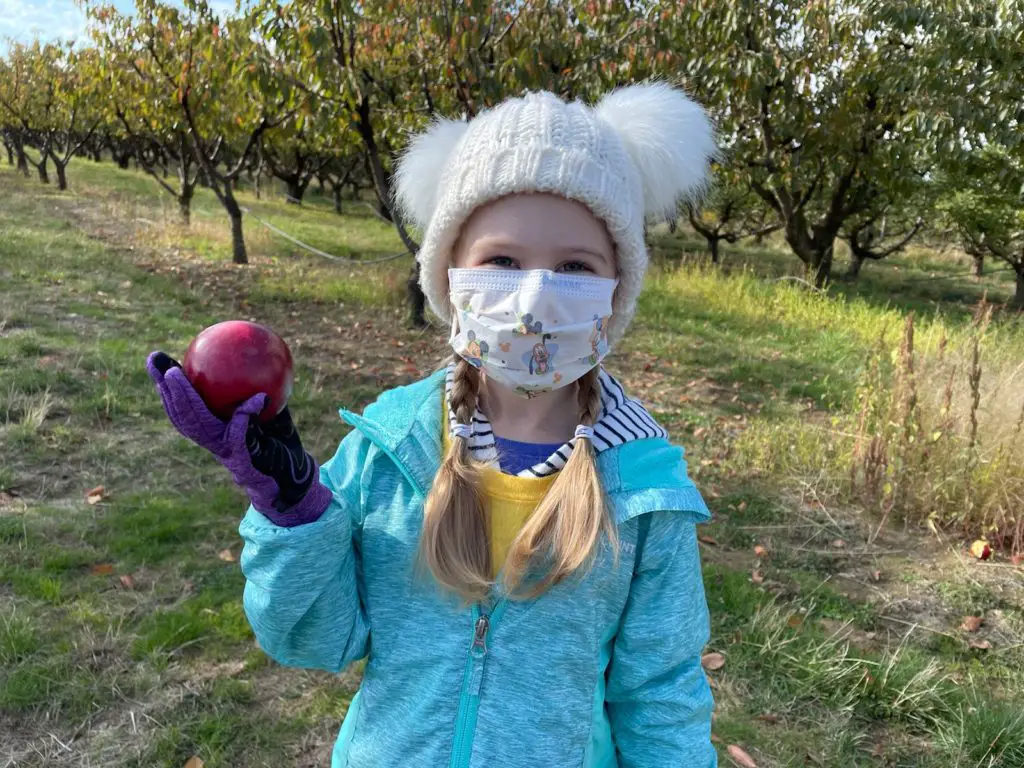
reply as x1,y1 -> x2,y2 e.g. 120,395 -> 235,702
238,429 -> 371,673
605,511 -> 717,768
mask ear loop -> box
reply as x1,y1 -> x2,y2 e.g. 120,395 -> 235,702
448,308 -> 460,347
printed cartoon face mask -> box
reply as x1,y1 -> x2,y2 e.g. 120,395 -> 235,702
448,268 -> 617,397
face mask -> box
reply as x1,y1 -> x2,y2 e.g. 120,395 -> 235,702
448,268 -> 617,397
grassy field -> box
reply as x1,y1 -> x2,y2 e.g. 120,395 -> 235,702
2,158 -> 1023,768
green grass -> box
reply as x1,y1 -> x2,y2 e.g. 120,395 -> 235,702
3,159 -> 1024,767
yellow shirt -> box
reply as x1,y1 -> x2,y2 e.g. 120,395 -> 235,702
441,399 -> 556,578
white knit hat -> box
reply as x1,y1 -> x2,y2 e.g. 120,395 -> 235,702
394,83 -> 715,346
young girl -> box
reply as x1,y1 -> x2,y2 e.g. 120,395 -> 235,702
147,82 -> 717,768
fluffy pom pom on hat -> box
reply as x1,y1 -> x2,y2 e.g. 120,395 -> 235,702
394,82 -> 715,346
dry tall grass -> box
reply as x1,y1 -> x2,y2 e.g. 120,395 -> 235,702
849,301 -> 1024,550
733,294 -> 1024,553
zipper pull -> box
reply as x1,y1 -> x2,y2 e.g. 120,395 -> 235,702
471,614 -> 490,655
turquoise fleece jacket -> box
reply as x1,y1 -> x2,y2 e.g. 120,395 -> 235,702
238,369 -> 717,768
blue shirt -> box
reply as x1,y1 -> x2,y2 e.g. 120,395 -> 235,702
493,435 -> 565,475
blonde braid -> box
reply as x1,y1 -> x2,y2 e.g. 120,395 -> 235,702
503,367 -> 616,598
418,357 -> 492,603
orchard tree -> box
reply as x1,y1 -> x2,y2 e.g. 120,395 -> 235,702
316,151 -> 364,214
257,0 -> 658,326
840,173 -> 929,279
259,101 -> 342,204
684,166 -> 778,263
40,45 -> 104,190
939,149 -> 1024,306
0,42 -> 104,190
123,0 -> 302,263
656,0 -> 983,286
0,42 -> 60,184
935,3 -> 1024,290
91,4 -> 201,225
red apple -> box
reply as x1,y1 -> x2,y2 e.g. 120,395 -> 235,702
183,320 -> 294,422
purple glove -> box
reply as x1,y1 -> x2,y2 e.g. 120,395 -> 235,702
146,351 -> 331,526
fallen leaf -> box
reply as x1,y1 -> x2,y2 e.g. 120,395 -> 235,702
960,616 -> 983,632
1011,553 -> 1023,567
753,544 -> 768,557
698,535 -> 719,546
701,652 -> 726,671
118,574 -> 135,589
693,427 -> 708,439
217,548 -> 236,563
737,501 -> 748,512
90,563 -> 115,576
727,744 -> 759,768
787,614 -> 803,628
871,569 -> 882,582
183,758 -> 205,768
968,638 -> 992,650
831,538 -> 847,549
86,485 -> 107,505
970,539 -> 992,560
751,570 -> 765,584
754,713 -> 780,724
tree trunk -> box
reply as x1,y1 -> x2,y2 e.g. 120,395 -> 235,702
408,262 -> 427,328
4,142 -> 12,166
224,191 -> 248,265
848,251 -> 864,279
285,179 -> 306,204
54,160 -> 68,191
972,252 -> 984,278
16,145 -> 29,176
1014,267 -> 1024,309
36,156 -> 50,184
709,237 -> 720,264
116,151 -> 131,169
178,188 -> 193,227
354,94 -> 425,323
810,244 -> 834,288
333,184 -> 342,214
668,218 -> 677,235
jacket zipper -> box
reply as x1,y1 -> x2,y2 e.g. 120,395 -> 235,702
449,598 -> 509,768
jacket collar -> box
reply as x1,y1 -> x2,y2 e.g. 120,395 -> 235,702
340,369 -> 709,524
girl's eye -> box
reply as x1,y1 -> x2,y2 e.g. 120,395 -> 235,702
481,255 -> 517,269
558,260 -> 595,274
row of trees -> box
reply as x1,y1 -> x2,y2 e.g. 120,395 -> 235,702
1,0 -> 1022,312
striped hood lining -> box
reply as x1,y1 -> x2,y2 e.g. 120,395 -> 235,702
444,363 -> 668,478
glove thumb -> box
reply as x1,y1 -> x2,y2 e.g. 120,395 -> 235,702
224,393 -> 269,448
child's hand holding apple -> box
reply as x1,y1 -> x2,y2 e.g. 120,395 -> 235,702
145,321 -> 331,523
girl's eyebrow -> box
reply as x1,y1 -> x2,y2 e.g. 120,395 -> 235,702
559,245 -> 611,264
470,238 -> 522,253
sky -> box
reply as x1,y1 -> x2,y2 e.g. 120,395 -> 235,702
0,0 -> 236,51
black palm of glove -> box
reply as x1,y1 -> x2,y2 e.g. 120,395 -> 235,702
148,351 -> 316,513
244,407 -> 318,511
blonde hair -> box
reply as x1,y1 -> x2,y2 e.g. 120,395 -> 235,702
418,357 -> 618,603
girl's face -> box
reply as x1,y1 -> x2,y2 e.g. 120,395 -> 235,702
452,193 -> 616,279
